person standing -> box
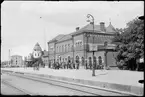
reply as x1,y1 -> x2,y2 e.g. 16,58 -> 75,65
76,60 -> 80,69
85,60 -> 88,69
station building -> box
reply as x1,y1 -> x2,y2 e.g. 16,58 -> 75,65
48,22 -> 118,69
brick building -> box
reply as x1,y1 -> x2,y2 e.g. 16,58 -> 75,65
48,22 -> 118,69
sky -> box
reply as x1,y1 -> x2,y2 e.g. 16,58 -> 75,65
1,1 -> 144,61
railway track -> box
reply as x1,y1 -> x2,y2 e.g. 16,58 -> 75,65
2,70 -> 138,96
1,79 -> 36,95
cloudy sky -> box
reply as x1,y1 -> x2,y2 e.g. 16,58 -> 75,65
1,1 -> 143,61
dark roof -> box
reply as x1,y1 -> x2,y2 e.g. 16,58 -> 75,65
58,34 -> 72,42
72,24 -> 102,36
72,23 -> 116,36
106,23 -> 116,34
48,34 -> 65,43
33,42 -> 42,51
48,22 -> 116,43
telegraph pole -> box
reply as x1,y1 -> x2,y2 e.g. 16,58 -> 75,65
8,49 -> 11,67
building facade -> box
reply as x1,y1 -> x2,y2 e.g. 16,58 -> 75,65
42,50 -> 49,67
11,55 -> 23,67
33,43 -> 42,59
48,22 -> 117,69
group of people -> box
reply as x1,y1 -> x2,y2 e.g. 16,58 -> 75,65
48,60 -> 104,70
25,57 -> 104,70
50,60 -> 80,70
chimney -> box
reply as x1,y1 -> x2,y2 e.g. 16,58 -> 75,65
76,27 -> 79,31
100,22 -> 106,32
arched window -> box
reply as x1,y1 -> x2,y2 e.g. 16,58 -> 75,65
62,45 -> 64,52
93,56 -> 97,69
68,56 -> 71,63
76,56 -> 79,63
59,46 -> 61,53
98,56 -> 102,65
65,44 -> 67,52
68,44 -> 70,52
80,42 -> 82,47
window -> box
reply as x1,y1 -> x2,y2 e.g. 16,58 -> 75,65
68,44 -> 70,52
76,56 -> 79,63
80,42 -> 81,46
57,46 -> 58,53
62,46 -> 64,52
68,56 -> 71,63
65,44 -> 67,52
59,46 -> 61,53
98,56 -> 102,65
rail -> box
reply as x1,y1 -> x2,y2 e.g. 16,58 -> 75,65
1,79 -> 36,95
2,70 -> 138,96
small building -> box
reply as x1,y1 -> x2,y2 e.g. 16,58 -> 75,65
42,50 -> 49,67
11,55 -> 23,67
33,43 -> 42,59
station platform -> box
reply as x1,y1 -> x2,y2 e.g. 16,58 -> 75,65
1,67 -> 144,96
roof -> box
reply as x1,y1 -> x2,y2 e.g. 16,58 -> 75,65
106,23 -> 116,34
48,34 -> 65,43
33,42 -> 42,51
72,23 -> 116,36
42,50 -> 48,57
72,24 -> 101,36
58,34 -> 72,42
48,22 -> 117,43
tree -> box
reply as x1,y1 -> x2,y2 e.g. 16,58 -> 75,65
112,17 -> 144,71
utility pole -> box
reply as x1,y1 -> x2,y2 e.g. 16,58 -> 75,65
40,17 -> 46,51
87,14 -> 95,76
8,49 -> 11,67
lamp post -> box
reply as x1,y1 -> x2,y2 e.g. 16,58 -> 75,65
87,14 -> 95,76
104,41 -> 108,69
